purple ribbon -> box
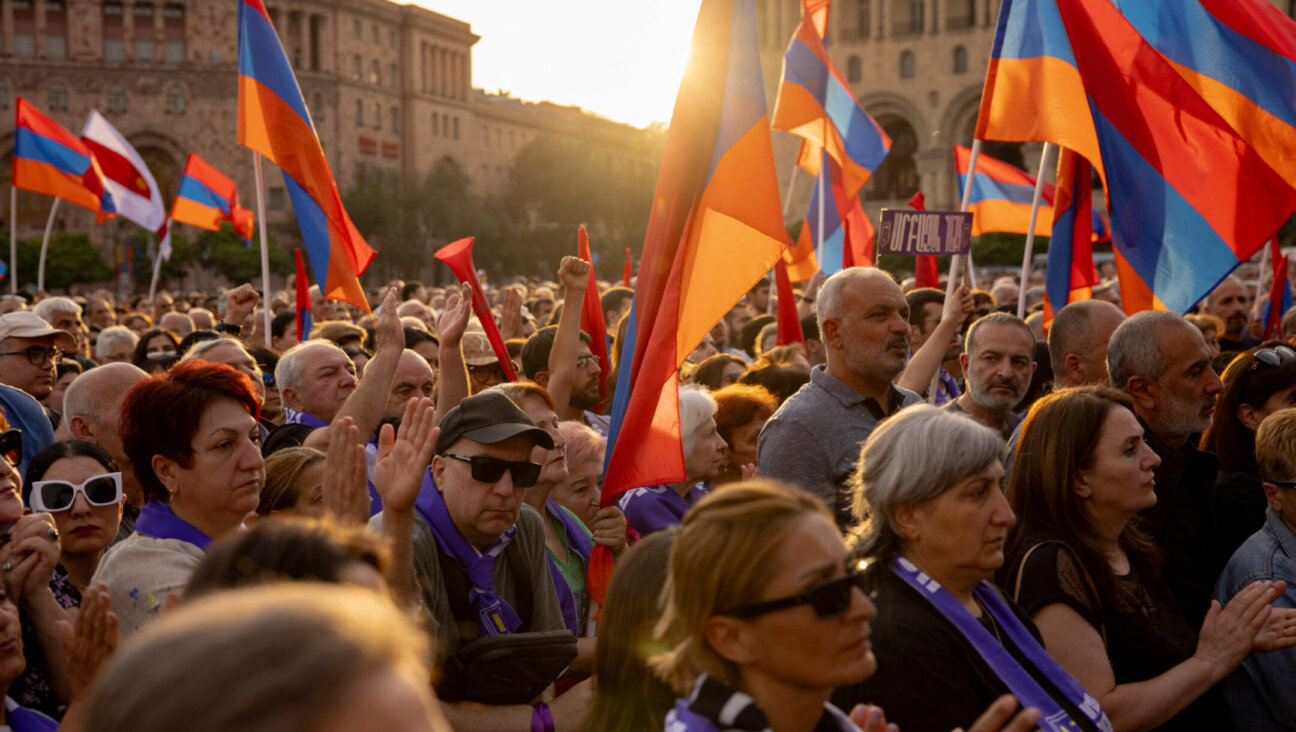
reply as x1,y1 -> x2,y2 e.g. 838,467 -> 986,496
414,470 -> 520,636
890,557 -> 1112,732
135,501 -> 213,551
545,498 -> 593,633
284,410 -> 328,428
530,702 -> 554,732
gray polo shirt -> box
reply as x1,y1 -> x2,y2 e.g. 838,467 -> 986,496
757,365 -> 921,527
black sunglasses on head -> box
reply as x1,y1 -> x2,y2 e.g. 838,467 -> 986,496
718,566 -> 869,620
442,452 -> 541,488
0,430 -> 21,466
1253,346 -> 1296,370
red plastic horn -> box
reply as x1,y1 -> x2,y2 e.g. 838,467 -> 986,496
433,237 -> 517,382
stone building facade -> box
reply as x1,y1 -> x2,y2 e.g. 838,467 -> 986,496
0,0 -> 648,279
756,0 -> 1296,222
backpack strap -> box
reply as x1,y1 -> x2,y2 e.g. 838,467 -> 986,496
1013,539 -> 1108,648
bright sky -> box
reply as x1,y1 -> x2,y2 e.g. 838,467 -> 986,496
413,1 -> 700,128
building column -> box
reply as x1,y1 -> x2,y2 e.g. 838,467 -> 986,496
32,0 -> 44,58
1020,141 -> 1049,184
929,0 -> 940,33
916,148 -> 949,208
462,52 -> 470,100
439,47 -> 447,97
875,0 -> 885,39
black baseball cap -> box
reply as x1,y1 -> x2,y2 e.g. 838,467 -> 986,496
435,391 -> 554,455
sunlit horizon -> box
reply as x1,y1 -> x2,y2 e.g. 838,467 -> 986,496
411,1 -> 699,129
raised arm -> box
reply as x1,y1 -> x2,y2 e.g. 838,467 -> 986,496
434,283 -> 472,425
373,398 -> 438,607
548,256 -> 591,417
897,285 -> 973,395
305,287 -> 402,450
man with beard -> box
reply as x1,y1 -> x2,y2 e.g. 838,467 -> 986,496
758,267 -> 922,528
1205,275 -> 1260,352
1108,311 -> 1225,627
943,313 -> 1035,440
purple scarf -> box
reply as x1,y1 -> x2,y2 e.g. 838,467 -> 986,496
5,698 -> 57,732
284,410 -> 328,428
414,470 -> 521,636
544,498 -> 593,634
135,502 -> 213,551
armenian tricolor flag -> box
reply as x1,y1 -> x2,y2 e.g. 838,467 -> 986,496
12,98 -> 116,222
294,248 -> 313,342
1042,149 -> 1100,327
170,153 -> 255,243
1262,238 -> 1292,340
794,151 -> 874,274
772,0 -> 890,199
237,0 -> 373,311
976,0 -> 1296,315
954,144 -> 1054,238
592,0 -> 788,600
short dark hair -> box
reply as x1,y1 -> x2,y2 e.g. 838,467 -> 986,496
400,281 -> 425,302
520,325 -> 591,380
122,360 -> 261,504
739,315 -> 775,358
132,329 -> 179,368
601,287 -> 633,318
905,288 -> 946,329
402,326 -> 438,350
270,311 -> 296,340
738,364 -> 809,403
799,314 -> 820,342
691,354 -> 746,391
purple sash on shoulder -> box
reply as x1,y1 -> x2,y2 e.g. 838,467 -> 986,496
544,498 -> 593,634
890,557 -> 1112,732
284,410 -> 328,428
414,470 -> 521,636
6,698 -> 58,732
135,502 -> 213,551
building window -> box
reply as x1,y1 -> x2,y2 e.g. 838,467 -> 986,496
847,55 -> 862,83
107,84 -> 127,113
134,4 -> 153,19
371,25 -> 378,44
163,3 -> 184,64
389,63 -> 397,88
353,18 -> 361,39
310,93 -> 324,123
433,115 -> 440,136
13,35 -> 35,59
210,49 -> 223,64
105,39 -> 124,61
370,59 -> 380,85
947,0 -> 975,29
391,107 -> 399,133
0,81 -> 9,110
856,0 -> 872,38
495,128 -> 501,148
164,41 -> 184,64
374,102 -> 382,130
912,0 -> 925,32
900,50 -> 915,78
135,39 -> 155,63
481,126 -> 488,145
453,117 -> 459,139
48,82 -> 68,111
509,130 -> 515,151
355,99 -> 364,125
165,85 -> 185,114
953,45 -> 968,74
103,2 -> 123,14
46,35 -> 66,60
353,55 -> 362,80
389,29 -> 396,46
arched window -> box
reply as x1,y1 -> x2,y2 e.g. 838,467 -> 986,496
900,51 -> 915,79
48,82 -> 68,111
865,115 -> 920,200
310,93 -> 324,123
953,45 -> 968,74
107,84 -> 127,113
847,55 -> 862,83
355,99 -> 364,125
165,85 -> 185,114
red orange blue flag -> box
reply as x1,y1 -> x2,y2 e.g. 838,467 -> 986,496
977,0 -> 1296,315
1042,149 -> 1100,328
1262,238 -> 1291,340
237,0 -> 373,311
772,1 -> 890,198
954,144 -> 1054,238
294,248 -> 313,342
171,153 -> 255,243
12,98 -> 116,222
576,226 -> 610,408
795,151 -> 874,274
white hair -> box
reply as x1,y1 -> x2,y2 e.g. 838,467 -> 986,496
275,340 -> 347,391
181,337 -> 246,363
33,296 -> 80,323
679,386 -> 717,459
1106,311 -> 1188,389
816,267 -> 895,336
95,325 -> 139,360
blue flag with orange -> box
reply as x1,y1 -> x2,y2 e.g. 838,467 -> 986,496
294,248 -> 313,342
954,144 -> 1054,238
171,153 -> 255,244
976,0 -> 1296,315
12,98 -> 115,222
1043,149 -> 1100,328
795,150 -> 874,274
237,0 -> 373,311
1261,238 -> 1292,340
772,0 -> 890,198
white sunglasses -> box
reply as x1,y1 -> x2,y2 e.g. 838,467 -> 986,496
29,472 -> 123,513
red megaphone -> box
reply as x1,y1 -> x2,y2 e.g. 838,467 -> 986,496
434,237 -> 517,382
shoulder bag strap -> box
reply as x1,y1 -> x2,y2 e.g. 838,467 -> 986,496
1013,540 -> 1107,648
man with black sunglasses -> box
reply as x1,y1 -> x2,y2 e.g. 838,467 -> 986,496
373,390 -> 581,729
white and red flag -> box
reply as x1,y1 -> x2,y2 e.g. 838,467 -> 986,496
80,110 -> 167,237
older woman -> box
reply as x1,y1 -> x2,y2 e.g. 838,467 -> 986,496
258,447 -> 326,517
711,384 -> 777,485
1201,345 -> 1296,559
551,421 -> 604,530
837,405 -> 1111,732
618,387 -> 728,537
1005,386 -> 1296,732
91,360 -> 264,636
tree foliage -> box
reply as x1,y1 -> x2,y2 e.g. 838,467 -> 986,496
0,232 -> 114,290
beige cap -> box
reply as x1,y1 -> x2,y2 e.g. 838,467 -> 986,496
461,331 -> 500,366
0,312 -> 76,348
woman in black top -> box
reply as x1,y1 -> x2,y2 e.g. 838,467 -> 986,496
1004,386 -> 1295,731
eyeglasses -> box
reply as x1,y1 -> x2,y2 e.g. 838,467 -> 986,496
30,472 -> 122,513
442,453 -> 541,488
1265,477 -> 1296,490
467,361 -> 519,383
576,354 -> 600,369
718,567 -> 869,620
0,430 -> 20,466
262,372 -> 276,387
1253,346 -> 1296,370
0,346 -> 60,365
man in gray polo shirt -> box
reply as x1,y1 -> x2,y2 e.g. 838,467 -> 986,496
758,267 -> 922,527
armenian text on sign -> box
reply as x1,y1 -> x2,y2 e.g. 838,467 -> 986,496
877,210 -> 974,256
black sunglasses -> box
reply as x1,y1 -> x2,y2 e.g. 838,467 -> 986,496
1253,346 -> 1296,370
719,566 -> 868,620
442,453 -> 541,488
262,372 -> 276,387
1265,478 -> 1296,490
0,430 -> 19,466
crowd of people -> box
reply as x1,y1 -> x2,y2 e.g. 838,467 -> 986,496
0,255 -> 1287,731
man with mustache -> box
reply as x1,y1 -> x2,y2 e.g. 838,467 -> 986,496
943,313 -> 1035,440
1204,275 -> 1260,352
758,267 -> 922,529
1108,310 -> 1225,628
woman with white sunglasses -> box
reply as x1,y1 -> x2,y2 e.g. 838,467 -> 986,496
24,440 -> 124,593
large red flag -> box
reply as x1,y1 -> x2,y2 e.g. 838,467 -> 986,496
908,192 -> 939,288
576,226 -> 610,409
774,260 -> 805,347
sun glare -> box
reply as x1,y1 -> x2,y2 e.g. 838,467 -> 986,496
413,1 -> 699,128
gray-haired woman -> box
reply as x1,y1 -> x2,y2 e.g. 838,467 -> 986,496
832,405 -> 1112,732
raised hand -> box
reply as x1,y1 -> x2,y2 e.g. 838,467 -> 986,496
322,417 -> 370,525
498,286 -> 522,340
373,398 -> 438,515
439,283 -> 474,346
223,283 -> 260,328
0,513 -> 61,601
374,286 -> 403,355
558,256 -> 591,295
60,583 -> 118,700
